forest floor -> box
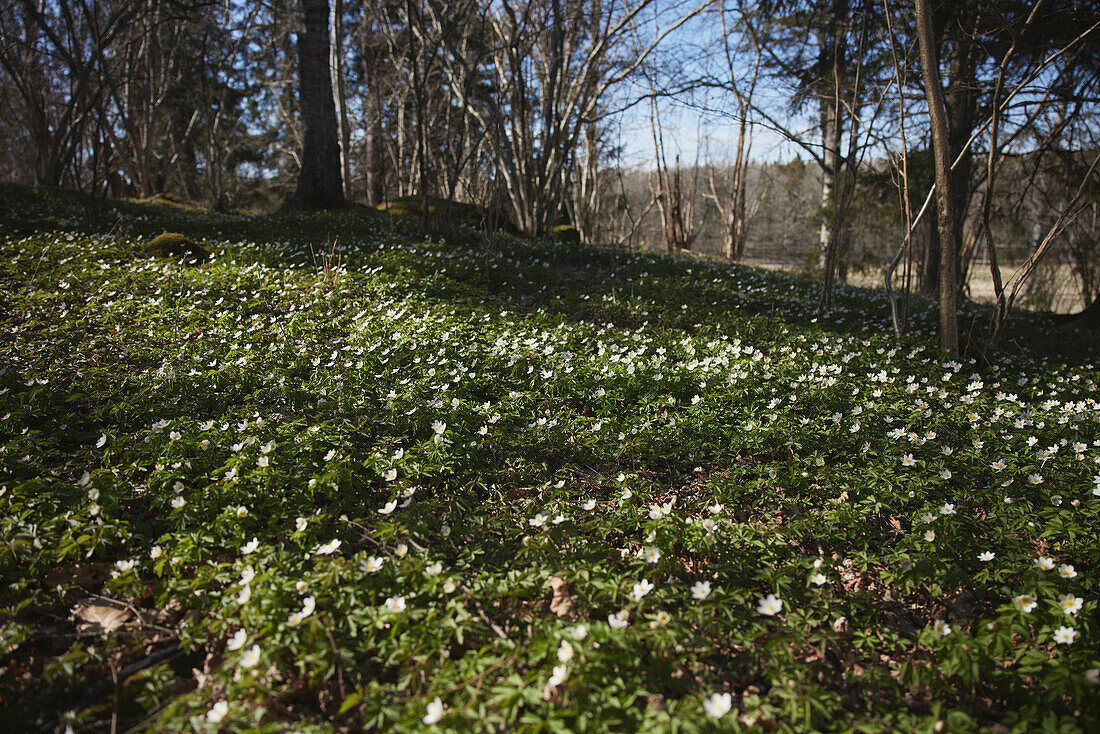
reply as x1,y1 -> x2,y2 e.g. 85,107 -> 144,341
1,183 -> 1098,733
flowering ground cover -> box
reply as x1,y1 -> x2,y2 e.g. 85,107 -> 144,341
1,184 -> 1098,732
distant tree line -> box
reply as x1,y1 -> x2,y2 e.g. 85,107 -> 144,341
0,0 -> 1097,353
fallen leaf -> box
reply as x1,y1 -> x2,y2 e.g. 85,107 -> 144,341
73,600 -> 132,634
546,576 -> 574,618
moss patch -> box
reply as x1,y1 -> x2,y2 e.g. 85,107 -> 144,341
145,232 -> 211,264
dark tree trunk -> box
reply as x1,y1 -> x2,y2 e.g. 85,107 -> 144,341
916,0 -> 959,357
945,34 -> 976,300
365,90 -> 385,206
289,0 -> 345,209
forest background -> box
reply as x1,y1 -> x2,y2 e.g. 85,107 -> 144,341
1,0 -> 1098,353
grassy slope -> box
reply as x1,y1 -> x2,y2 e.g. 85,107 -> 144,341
1,183 -> 1098,733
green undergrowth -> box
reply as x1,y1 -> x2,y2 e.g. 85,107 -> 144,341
1,183 -> 1098,732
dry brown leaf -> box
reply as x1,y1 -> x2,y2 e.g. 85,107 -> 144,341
546,576 -> 574,618
73,600 -> 132,634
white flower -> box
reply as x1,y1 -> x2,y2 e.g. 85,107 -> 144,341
1053,626 -> 1076,645
620,487 -> 633,501
608,609 -> 630,629
239,566 -> 256,584
900,454 -> 916,467
708,503 -> 723,514
206,701 -> 229,724
1059,594 -> 1083,615
378,500 -> 398,515
810,573 -> 827,586
756,594 -> 783,616
361,556 -> 385,573
703,692 -> 733,719
1014,594 -> 1037,613
384,468 -> 398,482
1058,563 -> 1077,579
425,562 -> 443,576
236,505 -> 248,518
315,539 -> 341,555
529,513 -> 548,528
631,579 -> 654,600
923,530 -> 935,542
422,697 -> 444,725
384,596 -> 406,614
432,421 -> 447,435
582,499 -> 597,511
549,664 -> 568,688
295,517 -> 309,532
241,538 -> 260,555
978,551 -> 995,562
939,503 -> 956,515
933,619 -> 951,636
692,581 -> 712,600
556,639 -> 574,662
1035,556 -> 1055,571
640,546 -> 661,564
226,629 -> 248,651
442,580 -> 457,594
571,624 -> 588,641
170,496 -> 186,509
649,610 -> 672,628
239,644 -> 261,669
114,559 -> 135,572
96,434 -> 107,449
149,545 -> 162,560
298,596 -> 316,619
237,585 -> 251,604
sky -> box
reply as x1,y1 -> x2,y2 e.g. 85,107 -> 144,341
606,0 -> 821,169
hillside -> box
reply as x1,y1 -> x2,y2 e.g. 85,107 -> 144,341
1,185 -> 1098,733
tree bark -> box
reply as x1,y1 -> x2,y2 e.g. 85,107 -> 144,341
330,0 -> 351,199
915,0 -> 959,357
289,0 -> 345,209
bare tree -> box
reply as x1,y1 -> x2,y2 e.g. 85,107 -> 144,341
702,3 -> 762,261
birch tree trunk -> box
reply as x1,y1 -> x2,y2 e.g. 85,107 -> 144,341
330,0 -> 350,199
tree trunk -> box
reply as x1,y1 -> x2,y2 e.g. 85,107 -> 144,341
289,0 -> 345,209
915,0 -> 959,357
945,36 -> 977,303
330,0 -> 351,199
359,11 -> 385,206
